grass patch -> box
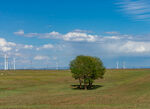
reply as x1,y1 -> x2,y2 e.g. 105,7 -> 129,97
0,69 -> 150,109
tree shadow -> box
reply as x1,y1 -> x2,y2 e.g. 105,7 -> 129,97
71,85 -> 103,90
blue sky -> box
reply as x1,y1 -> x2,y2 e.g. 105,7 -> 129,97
1,0 -> 150,69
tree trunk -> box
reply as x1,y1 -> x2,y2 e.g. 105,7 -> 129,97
84,83 -> 87,90
88,81 -> 91,88
79,78 -> 82,89
84,78 -> 87,90
88,80 -> 93,89
89,81 -> 91,88
90,82 -> 93,88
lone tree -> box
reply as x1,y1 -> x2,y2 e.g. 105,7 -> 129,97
70,55 -> 105,90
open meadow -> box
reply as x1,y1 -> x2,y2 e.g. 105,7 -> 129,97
0,69 -> 150,109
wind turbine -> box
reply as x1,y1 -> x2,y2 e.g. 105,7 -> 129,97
30,60 -> 32,69
123,62 -> 126,69
13,58 -> 16,70
6,56 -> 8,70
4,54 -> 6,70
56,62 -> 59,70
4,54 -> 8,70
116,61 -> 119,69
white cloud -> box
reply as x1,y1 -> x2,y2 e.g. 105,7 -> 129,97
42,44 -> 54,49
1,47 -> 12,52
12,29 -> 150,56
34,55 -> 50,60
39,31 -> 61,39
105,31 -> 119,34
14,30 -> 97,42
0,38 -> 16,52
53,56 -> 57,60
8,42 -> 16,46
103,36 -> 121,40
0,38 -> 8,46
24,45 -> 33,49
119,41 -> 150,53
14,30 -> 60,38
73,29 -> 92,33
25,33 -> 39,37
5,29 -> 150,69
63,32 -> 97,42
104,41 -> 150,54
36,44 -> 54,51
14,53 -> 22,57
49,31 -> 60,36
14,30 -> 24,36
117,0 -> 150,21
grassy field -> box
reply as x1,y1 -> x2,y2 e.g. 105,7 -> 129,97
0,69 -> 150,109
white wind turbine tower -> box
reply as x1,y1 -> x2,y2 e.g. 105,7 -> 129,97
4,54 -> 8,70
6,56 -> 8,70
54,57 -> 58,70
4,54 -> 6,70
116,61 -> 119,69
123,62 -> 126,69
56,62 -> 59,70
13,58 -> 16,70
46,60 -> 49,69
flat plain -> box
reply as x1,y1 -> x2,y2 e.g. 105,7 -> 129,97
0,69 -> 150,109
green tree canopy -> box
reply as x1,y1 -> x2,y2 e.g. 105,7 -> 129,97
70,55 -> 105,90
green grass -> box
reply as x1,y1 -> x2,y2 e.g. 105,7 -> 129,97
0,69 -> 150,109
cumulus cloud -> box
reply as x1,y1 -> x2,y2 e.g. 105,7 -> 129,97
24,45 -> 33,49
103,36 -> 121,40
36,44 -> 54,51
34,55 -> 50,60
1,47 -> 12,52
14,30 -> 60,38
5,29 -> 150,69
63,32 -> 97,42
0,38 -> 16,52
119,41 -> 150,53
73,29 -> 92,33
14,30 -> 98,42
42,44 -> 54,49
104,41 -> 150,55
105,31 -> 120,34
41,31 -> 60,38
25,33 -> 39,38
13,29 -> 150,56
14,30 -> 24,36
